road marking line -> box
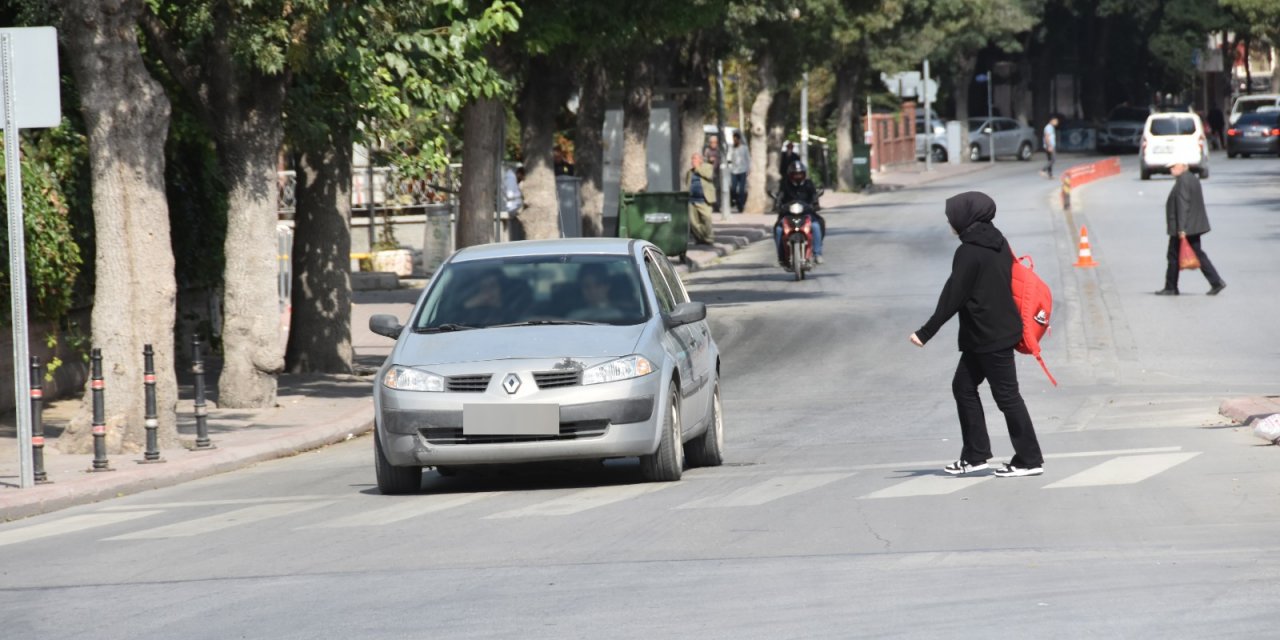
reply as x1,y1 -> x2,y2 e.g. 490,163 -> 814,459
305,493 -> 502,528
98,496 -> 333,511
0,511 -> 163,547
1043,452 -> 1201,489
485,484 -> 670,518
860,475 -> 993,499
676,473 -> 854,509
846,446 -> 1184,472
105,501 -> 333,540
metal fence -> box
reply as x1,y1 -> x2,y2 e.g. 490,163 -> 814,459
276,166 -> 458,219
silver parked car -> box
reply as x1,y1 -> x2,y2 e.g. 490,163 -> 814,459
368,238 -> 724,494
967,117 -> 1037,161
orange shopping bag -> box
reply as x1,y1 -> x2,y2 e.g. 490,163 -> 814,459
1178,237 -> 1200,270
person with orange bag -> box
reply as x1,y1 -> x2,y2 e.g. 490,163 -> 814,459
1156,161 -> 1226,296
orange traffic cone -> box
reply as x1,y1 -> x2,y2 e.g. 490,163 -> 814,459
1073,225 -> 1098,268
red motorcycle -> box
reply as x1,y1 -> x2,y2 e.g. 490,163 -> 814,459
778,200 -> 817,281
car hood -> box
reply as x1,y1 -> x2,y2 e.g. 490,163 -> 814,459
395,323 -> 648,367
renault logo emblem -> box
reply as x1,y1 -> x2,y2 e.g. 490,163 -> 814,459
502,373 -> 522,395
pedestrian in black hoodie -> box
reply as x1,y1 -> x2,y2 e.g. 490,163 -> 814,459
910,191 -> 1045,477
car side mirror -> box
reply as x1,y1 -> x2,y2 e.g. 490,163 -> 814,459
369,314 -> 404,339
664,301 -> 707,329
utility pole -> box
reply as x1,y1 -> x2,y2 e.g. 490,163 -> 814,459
987,69 -> 994,165
924,59 -> 932,172
716,59 -> 730,220
800,71 -> 810,170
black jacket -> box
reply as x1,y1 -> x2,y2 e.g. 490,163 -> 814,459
777,178 -> 819,213
1166,171 -> 1210,236
916,192 -> 1023,353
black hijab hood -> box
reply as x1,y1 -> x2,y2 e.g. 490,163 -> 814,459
946,191 -> 1005,252
945,191 -> 997,232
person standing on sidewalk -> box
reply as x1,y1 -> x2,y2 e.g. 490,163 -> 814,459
729,131 -> 750,213
909,191 -> 1045,478
1156,161 -> 1226,296
686,152 -> 716,246
1039,115 -> 1058,179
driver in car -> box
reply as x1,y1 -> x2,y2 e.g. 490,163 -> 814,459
568,264 -> 626,322
774,160 -> 825,266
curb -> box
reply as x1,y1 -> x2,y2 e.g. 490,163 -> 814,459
1219,396 -> 1280,443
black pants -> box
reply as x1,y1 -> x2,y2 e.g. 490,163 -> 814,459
1165,234 -> 1223,292
953,348 -> 1043,468
1044,150 -> 1055,176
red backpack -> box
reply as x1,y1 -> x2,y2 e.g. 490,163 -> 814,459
1009,247 -> 1057,386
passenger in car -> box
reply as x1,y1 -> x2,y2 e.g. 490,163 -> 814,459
456,272 -> 508,326
570,264 -> 626,322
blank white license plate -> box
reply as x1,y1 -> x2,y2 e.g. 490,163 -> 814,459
463,404 -> 559,436
1153,145 -> 1171,153
1246,131 -> 1263,137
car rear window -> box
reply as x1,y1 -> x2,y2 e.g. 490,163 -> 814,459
414,255 -> 650,330
1236,99 -> 1279,116
1149,117 -> 1197,136
1236,112 -> 1280,126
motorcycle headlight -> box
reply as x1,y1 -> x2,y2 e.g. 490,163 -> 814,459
583,355 -> 654,385
383,366 -> 445,392
789,202 -> 804,214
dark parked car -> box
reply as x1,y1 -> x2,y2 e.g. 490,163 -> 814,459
1097,106 -> 1152,152
1226,111 -> 1280,158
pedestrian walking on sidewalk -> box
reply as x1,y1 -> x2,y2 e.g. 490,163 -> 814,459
909,191 -> 1045,478
730,131 -> 750,213
1156,161 -> 1226,296
686,152 -> 716,246
1039,116 -> 1058,179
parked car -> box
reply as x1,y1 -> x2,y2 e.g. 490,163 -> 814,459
1139,112 -> 1209,180
1226,110 -> 1280,158
1097,106 -> 1152,152
966,117 -> 1037,161
915,110 -> 948,163
368,238 -> 724,494
1228,94 -> 1280,125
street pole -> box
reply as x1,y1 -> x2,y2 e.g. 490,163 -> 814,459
924,59 -> 932,172
987,69 -> 995,165
715,59 -> 730,220
2,34 -> 34,489
800,71 -> 810,171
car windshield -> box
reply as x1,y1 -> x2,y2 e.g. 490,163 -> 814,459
1149,117 -> 1197,136
1108,108 -> 1150,122
1237,112 -> 1279,126
413,254 -> 650,331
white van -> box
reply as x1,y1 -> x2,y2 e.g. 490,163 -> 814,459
1229,94 -> 1280,125
1139,112 -> 1209,180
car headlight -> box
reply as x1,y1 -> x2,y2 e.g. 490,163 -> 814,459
383,366 -> 445,392
583,355 -> 654,385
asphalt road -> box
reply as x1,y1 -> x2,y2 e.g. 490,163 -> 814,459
2,153 -> 1279,639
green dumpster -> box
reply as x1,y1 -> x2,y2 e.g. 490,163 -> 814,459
852,143 -> 872,191
616,191 -> 690,261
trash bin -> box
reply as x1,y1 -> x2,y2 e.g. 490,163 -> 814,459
421,202 -> 453,274
852,143 -> 872,190
616,191 -> 690,261
556,175 -> 583,238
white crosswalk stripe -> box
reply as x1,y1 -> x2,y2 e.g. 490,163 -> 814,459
0,511 -> 163,547
105,502 -> 333,540
305,493 -> 502,528
861,474 -> 993,499
677,473 -> 854,508
485,484 -> 671,518
1043,452 -> 1201,489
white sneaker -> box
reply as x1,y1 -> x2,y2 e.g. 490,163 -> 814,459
943,460 -> 988,475
993,463 -> 1044,477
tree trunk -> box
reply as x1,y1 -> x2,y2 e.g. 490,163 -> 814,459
56,0 -> 179,454
835,60 -> 858,192
746,54 -> 776,212
285,129 -> 353,374
620,53 -> 655,193
677,70 -> 710,184
458,97 -> 503,249
575,61 -> 607,236
766,89 -> 790,195
518,56 -> 568,240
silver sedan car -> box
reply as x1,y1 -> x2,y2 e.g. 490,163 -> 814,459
369,238 -> 723,494
967,117 -> 1038,161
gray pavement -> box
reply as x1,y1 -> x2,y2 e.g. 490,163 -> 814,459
3,154 -> 1273,524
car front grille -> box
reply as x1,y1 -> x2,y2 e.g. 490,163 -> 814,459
446,374 -> 492,393
534,370 -> 581,389
420,420 -> 609,445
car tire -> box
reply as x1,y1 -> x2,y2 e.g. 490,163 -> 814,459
968,144 -> 982,162
1199,167 -> 1209,179
1140,164 -> 1151,180
1242,153 -> 1251,159
375,428 -> 422,495
685,382 -> 724,468
639,383 -> 684,482
931,145 -> 948,163
1227,152 -> 1238,159
1018,142 -> 1033,161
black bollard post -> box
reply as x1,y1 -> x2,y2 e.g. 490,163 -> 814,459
30,356 -> 49,484
139,344 -> 164,463
89,348 -> 113,471
191,336 -> 214,450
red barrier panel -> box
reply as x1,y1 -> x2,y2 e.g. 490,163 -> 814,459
1060,157 -> 1121,210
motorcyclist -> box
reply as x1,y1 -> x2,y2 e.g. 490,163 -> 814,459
774,160 -> 825,266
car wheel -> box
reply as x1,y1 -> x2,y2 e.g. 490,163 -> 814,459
1199,167 -> 1209,179
1242,153 -> 1251,159
931,145 -> 948,163
375,428 -> 422,494
639,383 -> 684,482
685,381 -> 724,467
1227,152 -> 1237,159
968,144 -> 981,162
1140,164 -> 1150,180
1018,142 -> 1033,161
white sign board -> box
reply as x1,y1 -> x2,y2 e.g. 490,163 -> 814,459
881,71 -> 938,104
0,27 -> 61,129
